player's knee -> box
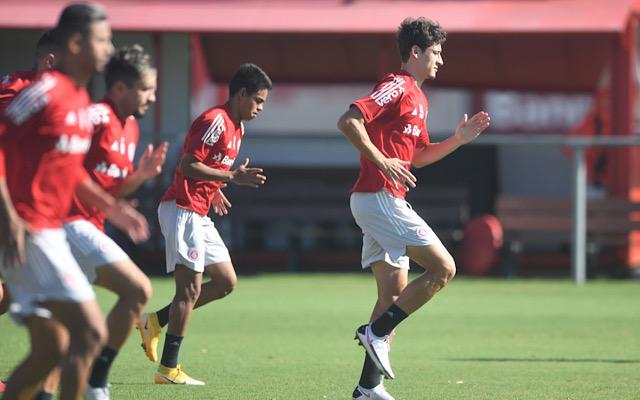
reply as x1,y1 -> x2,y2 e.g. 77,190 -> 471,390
132,276 -> 153,308
80,319 -> 108,355
434,256 -> 456,286
176,281 -> 201,304
219,274 -> 237,297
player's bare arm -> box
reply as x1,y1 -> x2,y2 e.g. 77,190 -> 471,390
0,178 -> 28,266
180,154 -> 266,188
117,142 -> 169,197
75,178 -> 149,243
412,111 -> 491,168
338,106 -> 416,190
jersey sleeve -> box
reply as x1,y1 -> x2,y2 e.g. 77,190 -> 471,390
352,75 -> 406,123
184,111 -> 227,162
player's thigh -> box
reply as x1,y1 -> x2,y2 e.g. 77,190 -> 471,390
204,261 -> 237,288
93,258 -> 151,301
173,264 -> 203,298
406,242 -> 456,276
25,315 -> 69,362
47,299 -> 106,346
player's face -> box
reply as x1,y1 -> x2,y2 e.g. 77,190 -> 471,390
87,20 -> 114,73
127,71 -> 157,118
418,43 -> 443,80
240,88 -> 269,121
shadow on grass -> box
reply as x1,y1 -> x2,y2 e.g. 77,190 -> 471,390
448,357 -> 640,364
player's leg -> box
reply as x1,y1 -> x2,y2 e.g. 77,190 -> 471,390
2,316 -> 68,400
140,205 -> 231,375
396,243 -> 456,314
47,299 -> 107,400
0,281 -> 8,315
64,219 -> 153,397
360,242 -> 455,381
86,259 -> 152,396
150,260 -> 236,330
354,261 -> 406,400
154,264 -> 204,385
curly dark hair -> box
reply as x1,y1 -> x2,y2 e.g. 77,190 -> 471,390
105,44 -> 155,89
397,17 -> 447,63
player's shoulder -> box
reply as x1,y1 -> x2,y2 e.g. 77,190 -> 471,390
369,72 -> 411,107
194,104 -> 229,145
0,70 -> 34,89
3,71 -> 59,125
199,104 -> 231,123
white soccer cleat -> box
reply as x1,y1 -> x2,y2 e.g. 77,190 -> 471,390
355,324 -> 395,380
352,384 -> 395,400
85,384 -> 110,400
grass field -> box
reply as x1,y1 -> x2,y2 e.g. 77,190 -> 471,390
1,274 -> 638,399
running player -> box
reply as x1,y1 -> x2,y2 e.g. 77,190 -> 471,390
137,63 -> 271,385
0,29 -> 56,319
0,4 -> 149,399
337,17 -> 490,400
56,44 -> 165,400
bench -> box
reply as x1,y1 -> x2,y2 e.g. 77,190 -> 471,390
224,168 -> 469,271
496,195 -> 640,275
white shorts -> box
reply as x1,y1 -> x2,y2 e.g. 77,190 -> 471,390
158,200 -> 231,273
0,229 -> 95,324
64,219 -> 130,283
350,190 -> 442,269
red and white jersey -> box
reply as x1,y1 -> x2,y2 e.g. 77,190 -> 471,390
0,70 -> 36,115
351,71 -> 431,199
66,99 -> 139,231
162,103 -> 243,216
0,70 -> 93,230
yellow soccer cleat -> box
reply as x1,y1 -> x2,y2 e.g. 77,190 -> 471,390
136,313 -> 162,363
154,364 -> 205,385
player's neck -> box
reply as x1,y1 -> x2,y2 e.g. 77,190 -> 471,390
57,60 -> 91,88
227,101 -> 242,124
400,64 -> 425,88
107,95 -> 129,125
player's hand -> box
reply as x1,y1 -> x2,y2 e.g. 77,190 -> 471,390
455,111 -> 491,144
137,142 -> 169,179
212,188 -> 232,216
378,158 -> 417,191
0,214 -> 29,267
105,200 -> 150,243
230,158 -> 266,188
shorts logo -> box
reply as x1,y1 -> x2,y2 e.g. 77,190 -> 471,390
416,227 -> 428,239
188,248 -> 199,260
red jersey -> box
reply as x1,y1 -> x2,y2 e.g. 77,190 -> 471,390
65,99 -> 139,231
0,70 -> 36,114
351,71 -> 430,199
162,104 -> 243,216
0,70 -> 92,230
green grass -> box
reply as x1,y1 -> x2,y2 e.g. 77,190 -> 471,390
1,275 -> 639,399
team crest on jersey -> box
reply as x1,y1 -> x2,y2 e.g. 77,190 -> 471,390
201,113 -> 225,146
371,77 -> 406,107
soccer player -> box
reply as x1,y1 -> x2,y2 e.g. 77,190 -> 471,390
0,29 -> 56,113
0,4 -> 149,399
55,44 -> 166,400
0,29 -> 56,318
337,17 -> 490,400
137,63 -> 271,385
